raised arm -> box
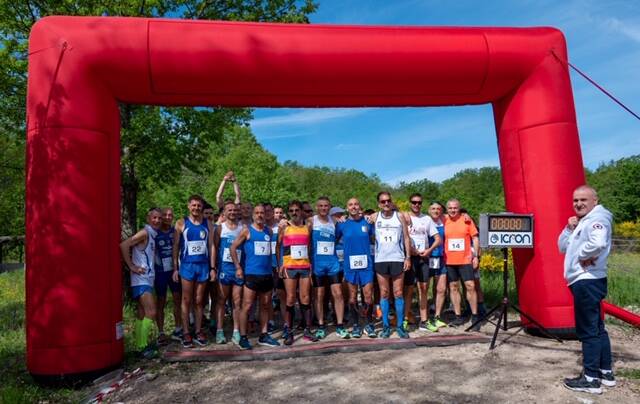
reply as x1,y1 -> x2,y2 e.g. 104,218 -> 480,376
215,171 -> 234,209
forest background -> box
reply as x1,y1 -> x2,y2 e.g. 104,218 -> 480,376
1,0 -> 639,240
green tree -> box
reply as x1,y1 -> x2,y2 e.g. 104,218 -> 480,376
439,167 -> 504,220
587,155 -> 640,222
0,0 -> 317,235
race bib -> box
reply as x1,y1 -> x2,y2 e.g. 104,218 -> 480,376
411,236 -> 426,252
187,240 -> 206,256
447,238 -> 465,252
161,257 -> 173,272
428,257 -> 440,269
290,245 -> 308,259
223,248 -> 242,262
349,254 -> 368,270
270,241 -> 277,255
379,228 -> 398,244
316,241 -> 335,255
336,249 -> 345,262
254,241 -> 270,256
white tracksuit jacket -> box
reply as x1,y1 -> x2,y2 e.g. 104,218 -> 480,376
557,204 -> 613,286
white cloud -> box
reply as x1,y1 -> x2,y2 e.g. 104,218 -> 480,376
384,158 -> 499,185
604,17 -> 640,43
251,108 -> 372,128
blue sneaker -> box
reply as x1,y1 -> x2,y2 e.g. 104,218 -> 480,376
364,323 -> 377,338
239,336 -> 252,350
351,325 -> 362,338
378,326 -> 392,339
396,326 -> 410,339
336,326 -> 351,339
258,333 -> 280,347
267,321 -> 277,334
171,328 -> 184,342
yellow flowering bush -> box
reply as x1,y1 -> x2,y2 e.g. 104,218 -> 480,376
614,220 -> 640,238
480,249 -> 513,272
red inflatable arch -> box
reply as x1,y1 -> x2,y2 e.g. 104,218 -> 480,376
27,17 -> 585,377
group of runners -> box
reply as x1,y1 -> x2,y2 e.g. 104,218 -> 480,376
120,172 -> 485,356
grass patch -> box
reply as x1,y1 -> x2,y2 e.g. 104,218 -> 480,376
607,253 -> 640,309
0,270 -> 77,403
618,368 -> 640,380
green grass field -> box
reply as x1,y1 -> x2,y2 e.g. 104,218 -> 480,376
1,253 -> 639,402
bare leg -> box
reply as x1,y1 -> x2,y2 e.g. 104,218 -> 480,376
435,275 -> 447,317
330,283 -> 345,325
180,279 -> 194,332
449,281 -> 462,316
464,280 -> 478,315
194,281 -> 207,333
417,281 -> 429,321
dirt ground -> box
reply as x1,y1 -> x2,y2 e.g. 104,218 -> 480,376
105,317 -> 640,404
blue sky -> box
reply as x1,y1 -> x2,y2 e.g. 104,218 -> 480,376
250,0 -> 640,184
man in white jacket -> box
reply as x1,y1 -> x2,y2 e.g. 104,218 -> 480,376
558,185 -> 615,395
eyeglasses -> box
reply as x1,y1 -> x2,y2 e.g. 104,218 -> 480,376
410,200 -> 422,205
304,209 -> 313,213
379,199 -> 391,204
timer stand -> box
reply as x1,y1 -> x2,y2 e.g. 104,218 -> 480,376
465,247 -> 563,349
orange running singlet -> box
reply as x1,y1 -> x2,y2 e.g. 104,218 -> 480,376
282,224 -> 311,269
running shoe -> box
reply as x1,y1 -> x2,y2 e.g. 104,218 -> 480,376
216,330 -> 227,344
599,371 -> 616,387
450,315 -> 466,327
258,333 -> 281,347
432,316 -> 447,329
303,328 -> 319,342
182,332 -> 194,348
396,326 -> 410,339
364,323 -> 377,338
194,330 -> 208,346
315,326 -> 327,340
419,320 -> 438,333
378,326 -> 392,339
232,330 -> 241,345
171,328 -> 184,342
238,336 -> 252,350
157,332 -> 170,346
282,326 -> 294,346
469,315 -> 482,332
336,326 -> 351,339
351,325 -> 362,338
563,373 -> 602,395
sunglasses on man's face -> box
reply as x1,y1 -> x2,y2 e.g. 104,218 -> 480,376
289,208 -> 300,213
379,199 -> 391,204
410,200 -> 422,205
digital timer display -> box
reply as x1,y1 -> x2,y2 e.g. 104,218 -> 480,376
479,213 -> 534,249
488,216 -> 532,232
